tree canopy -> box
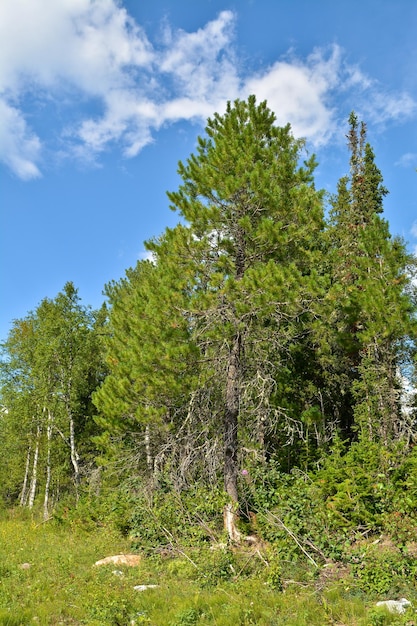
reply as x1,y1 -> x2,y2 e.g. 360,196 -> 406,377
1,98 -> 416,542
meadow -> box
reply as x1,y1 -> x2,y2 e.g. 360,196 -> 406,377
0,510 -> 415,626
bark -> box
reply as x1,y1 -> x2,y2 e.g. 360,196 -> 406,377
223,332 -> 242,542
224,502 -> 242,543
43,409 -> 53,521
64,370 -> 81,492
28,425 -> 41,509
223,223 -> 246,542
19,445 -> 31,506
66,398 -> 80,493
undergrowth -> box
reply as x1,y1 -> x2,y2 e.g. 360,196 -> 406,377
0,509 -> 416,625
1,439 -> 417,624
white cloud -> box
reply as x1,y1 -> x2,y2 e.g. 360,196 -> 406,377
0,0 -> 154,175
242,47 -> 341,145
0,1 -> 416,179
338,63 -> 417,127
343,65 -> 373,91
411,222 -> 417,238
75,90 -> 157,156
362,91 -> 417,125
0,99 -> 41,179
0,0 -> 152,93
159,10 -> 238,102
396,153 -> 417,168
138,249 -> 156,264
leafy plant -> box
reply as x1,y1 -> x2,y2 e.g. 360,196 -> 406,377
350,546 -> 416,596
170,607 -> 202,626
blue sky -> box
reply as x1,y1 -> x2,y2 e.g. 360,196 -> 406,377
1,0 -> 416,341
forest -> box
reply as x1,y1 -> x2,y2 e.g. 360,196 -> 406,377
1,97 -> 417,624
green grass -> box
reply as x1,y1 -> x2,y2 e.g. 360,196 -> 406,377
0,513 -> 415,625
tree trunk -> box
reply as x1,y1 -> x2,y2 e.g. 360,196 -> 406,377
20,445 -> 31,506
28,425 -> 41,509
43,409 -> 53,521
66,400 -> 80,495
223,332 -> 242,542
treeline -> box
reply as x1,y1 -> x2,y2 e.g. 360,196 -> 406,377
1,97 -> 416,545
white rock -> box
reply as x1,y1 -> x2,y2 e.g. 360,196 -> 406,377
376,598 -> 411,614
133,584 -> 159,592
94,554 -> 141,567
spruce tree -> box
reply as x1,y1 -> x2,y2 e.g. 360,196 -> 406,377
327,113 -> 416,443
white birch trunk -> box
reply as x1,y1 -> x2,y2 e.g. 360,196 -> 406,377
43,409 -> 53,521
19,445 -> 31,506
69,413 -> 80,483
66,401 -> 81,502
28,425 -> 41,509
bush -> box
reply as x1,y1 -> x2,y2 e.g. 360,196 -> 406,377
196,546 -> 238,587
349,545 -> 416,596
240,460 -> 344,562
129,485 -> 227,552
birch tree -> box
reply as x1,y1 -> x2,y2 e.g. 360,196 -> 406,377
0,283 -> 105,510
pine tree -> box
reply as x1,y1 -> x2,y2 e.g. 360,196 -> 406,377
95,96 -> 325,539
93,257 -> 199,483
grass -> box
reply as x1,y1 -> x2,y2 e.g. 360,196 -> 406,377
0,512 -> 416,625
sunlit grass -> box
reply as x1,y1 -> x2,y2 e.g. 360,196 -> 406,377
0,513 -> 415,625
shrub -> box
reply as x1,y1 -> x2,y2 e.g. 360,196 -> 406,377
349,545 -> 416,596
129,485 -> 227,552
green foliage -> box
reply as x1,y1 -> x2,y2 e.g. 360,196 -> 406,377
239,460 -> 340,562
170,607 -> 202,626
129,485 -> 228,550
265,559 -> 283,591
314,438 -> 397,530
88,595 -> 138,625
93,95 -> 327,512
196,547 -> 238,587
1,102 -> 416,620
231,438 -> 417,572
0,612 -> 34,626
0,516 -> 133,624
367,607 -> 415,626
311,437 -> 417,550
0,283 -> 105,511
381,511 -> 417,546
350,546 -> 416,596
326,113 -> 416,442
0,515 -> 416,626
53,485 -> 134,535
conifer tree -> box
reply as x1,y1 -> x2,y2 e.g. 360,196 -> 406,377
327,113 -> 416,442
93,257 -> 200,482
95,96 -> 325,539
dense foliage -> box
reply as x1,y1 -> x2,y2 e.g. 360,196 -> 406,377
1,98 -> 416,565
0,283 -> 106,516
